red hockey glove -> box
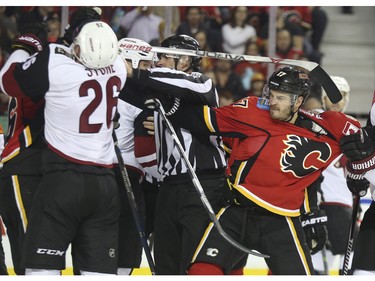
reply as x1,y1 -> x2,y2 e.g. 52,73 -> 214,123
11,34 -> 44,55
11,22 -> 49,55
300,209 -> 328,255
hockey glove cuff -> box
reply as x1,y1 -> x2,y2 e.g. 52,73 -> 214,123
346,176 -> 369,197
346,153 -> 375,176
300,209 -> 328,255
11,34 -> 44,55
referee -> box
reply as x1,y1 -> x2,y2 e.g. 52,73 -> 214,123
128,34 -> 228,274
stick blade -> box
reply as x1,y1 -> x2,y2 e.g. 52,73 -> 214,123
310,66 -> 342,103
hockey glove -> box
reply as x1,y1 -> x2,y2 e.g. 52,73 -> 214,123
62,7 -> 102,45
340,128 -> 374,162
346,176 -> 369,197
11,22 -> 49,55
300,209 -> 328,255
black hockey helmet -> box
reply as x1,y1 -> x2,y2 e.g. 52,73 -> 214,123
159,34 -> 202,71
268,66 -> 311,100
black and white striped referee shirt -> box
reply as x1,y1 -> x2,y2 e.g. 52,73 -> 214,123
133,67 -> 227,179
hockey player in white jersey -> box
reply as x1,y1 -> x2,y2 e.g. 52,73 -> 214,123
340,94 -> 375,275
115,37 -> 161,275
0,20 -> 127,275
312,76 -> 358,274
0,9 -> 102,275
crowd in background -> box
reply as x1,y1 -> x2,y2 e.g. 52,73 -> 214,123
0,6 -> 329,112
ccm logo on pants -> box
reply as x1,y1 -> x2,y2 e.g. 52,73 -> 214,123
36,248 -> 65,256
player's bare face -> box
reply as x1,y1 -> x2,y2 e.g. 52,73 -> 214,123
156,54 -> 175,69
139,60 -> 153,70
269,91 -> 293,121
324,92 -> 347,112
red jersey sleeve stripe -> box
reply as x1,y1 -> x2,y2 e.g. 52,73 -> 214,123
203,106 -> 215,133
2,63 -> 25,98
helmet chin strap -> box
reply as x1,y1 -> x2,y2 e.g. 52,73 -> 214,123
285,94 -> 300,123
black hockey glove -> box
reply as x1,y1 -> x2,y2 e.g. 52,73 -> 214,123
300,209 -> 328,255
62,7 -> 102,45
346,176 -> 369,197
11,22 -> 49,55
340,128 -> 374,162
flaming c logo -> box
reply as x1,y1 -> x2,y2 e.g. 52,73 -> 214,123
281,135 -> 332,178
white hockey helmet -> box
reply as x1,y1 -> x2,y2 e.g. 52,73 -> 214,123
322,75 -> 350,111
118,38 -> 155,68
72,21 -> 118,69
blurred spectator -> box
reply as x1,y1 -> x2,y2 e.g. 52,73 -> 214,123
221,6 -> 257,54
213,59 -> 246,101
153,6 -> 180,35
234,40 -> 267,91
275,28 -> 304,60
176,7 -> 207,38
175,6 -> 222,51
247,6 -> 270,36
218,89 -> 236,107
120,7 -> 165,44
0,18 -> 12,68
310,7 -> 328,57
46,17 -> 61,43
193,30 -> 214,72
17,6 -> 58,30
246,72 -> 266,97
282,7 -> 327,63
259,7 -> 305,55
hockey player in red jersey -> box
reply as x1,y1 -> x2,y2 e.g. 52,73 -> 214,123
0,22 -> 48,276
0,20 -> 126,275
0,125 -> 7,275
160,66 -> 362,274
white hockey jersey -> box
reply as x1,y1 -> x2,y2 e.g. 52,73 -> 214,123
321,154 -> 353,206
0,44 -> 127,167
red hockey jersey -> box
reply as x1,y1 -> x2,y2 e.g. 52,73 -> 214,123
172,96 -> 361,216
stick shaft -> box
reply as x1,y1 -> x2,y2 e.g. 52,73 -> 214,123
155,99 -> 268,258
342,194 -> 360,275
148,46 -> 342,103
113,131 -> 157,275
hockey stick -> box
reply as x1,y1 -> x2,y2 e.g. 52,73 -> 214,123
112,131 -> 157,275
321,245 -> 329,275
149,46 -> 342,104
154,98 -> 268,258
341,194 -> 360,275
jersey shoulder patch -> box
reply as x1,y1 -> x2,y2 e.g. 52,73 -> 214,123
256,97 -> 270,110
54,46 -> 74,60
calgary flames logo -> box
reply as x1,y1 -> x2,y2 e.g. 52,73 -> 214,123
281,135 -> 332,178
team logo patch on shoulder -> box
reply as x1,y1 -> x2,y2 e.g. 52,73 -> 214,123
54,46 -> 73,58
342,121 -> 360,136
256,97 -> 270,110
